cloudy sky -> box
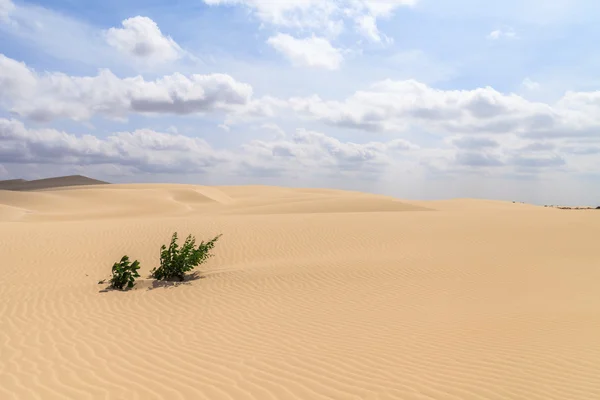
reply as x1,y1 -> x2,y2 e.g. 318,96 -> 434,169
1,0 -> 600,204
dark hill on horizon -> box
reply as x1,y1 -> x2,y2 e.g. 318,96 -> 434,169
0,175 -> 109,191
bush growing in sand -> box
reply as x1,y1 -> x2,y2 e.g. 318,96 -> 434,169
151,232 -> 222,281
109,256 -> 141,290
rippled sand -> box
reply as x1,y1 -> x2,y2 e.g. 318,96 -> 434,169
1,184 -> 600,399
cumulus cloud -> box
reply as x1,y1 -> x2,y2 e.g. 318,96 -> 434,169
261,123 -> 286,139
511,154 -> 566,168
105,16 -> 184,64
1,3 -> 198,72
286,79 -> 600,139
0,118 -> 228,173
2,113 -> 597,187
445,133 -> 575,172
455,151 -> 504,167
557,90 -> 600,111
561,145 -> 600,155
267,33 -> 344,70
0,118 -> 421,178
203,0 -> 416,41
450,136 -> 500,149
240,128 -> 418,177
520,141 -> 555,152
354,15 -> 387,43
5,52 -> 600,147
0,54 -> 253,122
347,0 -> 416,42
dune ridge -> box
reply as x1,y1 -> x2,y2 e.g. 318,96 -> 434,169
1,184 -> 600,399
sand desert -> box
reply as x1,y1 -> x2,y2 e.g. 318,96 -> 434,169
1,180 -> 600,399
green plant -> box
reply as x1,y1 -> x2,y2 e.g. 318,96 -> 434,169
151,232 -> 222,281
110,256 -> 141,290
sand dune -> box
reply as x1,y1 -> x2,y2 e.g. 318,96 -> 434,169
1,184 -> 600,399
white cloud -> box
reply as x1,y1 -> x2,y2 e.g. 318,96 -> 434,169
487,27 -> 518,40
487,30 -> 501,40
238,126 -> 594,179
0,2 -> 201,72
0,54 -> 253,122
204,0 -> 338,30
240,128 -> 418,177
347,0 -> 416,42
557,90 -> 600,111
0,118 -> 418,178
5,52 -> 600,148
522,77 -> 540,90
261,123 -> 286,139
2,114 -> 599,198
286,79 -> 600,139
105,16 -> 184,65
366,0 -> 419,15
354,15 -> 386,43
267,33 -> 344,70
0,118 -> 228,173
450,136 -> 500,149
224,95 -> 289,126
203,0 -> 417,41
445,134 -> 569,171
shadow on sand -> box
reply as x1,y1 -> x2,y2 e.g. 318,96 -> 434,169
98,272 -> 205,293
147,272 -> 205,290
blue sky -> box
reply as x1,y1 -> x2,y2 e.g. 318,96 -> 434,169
1,0 -> 600,205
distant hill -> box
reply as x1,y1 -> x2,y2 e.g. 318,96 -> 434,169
0,175 -> 109,191
0,179 -> 28,185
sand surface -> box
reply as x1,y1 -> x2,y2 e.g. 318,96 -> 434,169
1,184 -> 600,399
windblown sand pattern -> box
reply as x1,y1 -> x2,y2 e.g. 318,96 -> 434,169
1,184 -> 600,399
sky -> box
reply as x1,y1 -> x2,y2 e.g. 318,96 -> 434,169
1,0 -> 600,205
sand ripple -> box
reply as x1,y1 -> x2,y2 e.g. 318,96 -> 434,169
1,184 -> 600,399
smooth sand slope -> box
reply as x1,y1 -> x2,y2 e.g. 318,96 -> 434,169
1,184 -> 600,400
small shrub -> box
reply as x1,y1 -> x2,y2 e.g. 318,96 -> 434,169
110,256 -> 141,290
151,232 -> 222,281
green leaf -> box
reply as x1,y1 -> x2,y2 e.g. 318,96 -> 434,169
109,255 -> 142,290
151,232 -> 222,281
